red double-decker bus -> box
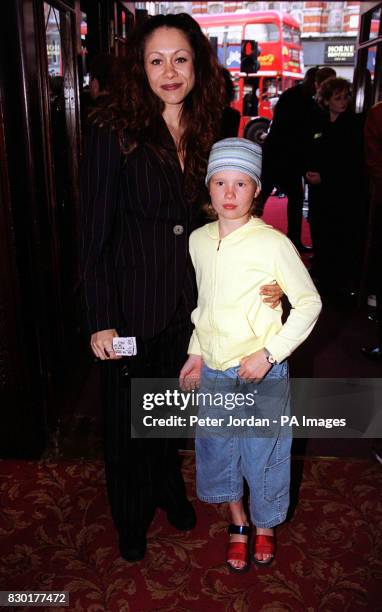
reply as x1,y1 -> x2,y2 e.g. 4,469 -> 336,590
195,11 -> 304,143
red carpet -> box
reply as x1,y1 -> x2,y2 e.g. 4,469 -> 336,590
1,453 -> 381,611
262,196 -> 312,246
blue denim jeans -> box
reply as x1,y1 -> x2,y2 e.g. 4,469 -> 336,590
195,362 -> 291,528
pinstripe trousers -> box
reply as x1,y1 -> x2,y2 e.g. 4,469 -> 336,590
102,300 -> 193,539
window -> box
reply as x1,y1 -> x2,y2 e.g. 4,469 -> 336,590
290,10 -> 303,27
361,5 -> 382,42
173,5 -> 187,14
226,26 -> 242,45
367,45 -> 377,80
245,23 -> 279,43
370,6 -> 382,39
282,24 -> 301,45
80,11 -> 89,88
45,4 -> 62,76
206,26 -> 225,45
206,25 -> 243,68
328,8 -> 342,32
209,3 -> 224,14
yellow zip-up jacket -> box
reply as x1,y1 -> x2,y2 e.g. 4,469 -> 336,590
188,217 -> 322,370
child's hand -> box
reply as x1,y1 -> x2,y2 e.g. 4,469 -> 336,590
260,281 -> 283,309
179,354 -> 204,391
238,350 -> 272,382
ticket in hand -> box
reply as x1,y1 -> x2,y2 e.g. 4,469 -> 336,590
112,336 -> 137,357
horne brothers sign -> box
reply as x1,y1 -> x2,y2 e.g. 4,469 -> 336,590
325,42 -> 355,65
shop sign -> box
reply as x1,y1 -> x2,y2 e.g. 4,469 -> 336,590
325,43 -> 355,64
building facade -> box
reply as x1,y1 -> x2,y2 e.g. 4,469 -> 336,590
136,1 -> 361,79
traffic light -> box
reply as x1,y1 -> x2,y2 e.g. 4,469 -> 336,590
240,40 -> 261,74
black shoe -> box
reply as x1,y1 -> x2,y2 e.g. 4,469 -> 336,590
165,498 -> 196,531
361,345 -> 382,360
118,532 -> 147,562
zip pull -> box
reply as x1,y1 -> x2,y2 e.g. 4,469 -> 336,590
217,239 -> 221,251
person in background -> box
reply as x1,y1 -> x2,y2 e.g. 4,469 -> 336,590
314,66 -> 337,94
220,67 -> 241,138
305,77 -> 365,298
180,138 -> 321,572
80,53 -> 123,132
362,101 -> 382,360
259,67 -> 318,251
80,13 -> 282,563
259,67 -> 336,248
88,53 -> 121,101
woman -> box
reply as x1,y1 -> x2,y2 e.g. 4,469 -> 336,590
80,13 -> 281,563
305,77 -> 365,295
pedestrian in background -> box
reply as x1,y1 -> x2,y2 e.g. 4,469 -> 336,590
260,67 -> 336,250
305,77 -> 365,298
220,67 -> 241,138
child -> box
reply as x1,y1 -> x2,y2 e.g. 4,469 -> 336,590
180,138 -> 322,572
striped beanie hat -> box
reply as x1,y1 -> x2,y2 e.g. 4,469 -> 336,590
205,137 -> 262,189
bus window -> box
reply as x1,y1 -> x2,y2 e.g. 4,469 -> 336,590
245,23 -> 279,42
226,25 -> 242,44
206,26 -> 225,65
262,78 -> 278,99
262,77 -> 282,110
283,24 -> 301,45
206,25 -> 243,68
205,26 -> 224,44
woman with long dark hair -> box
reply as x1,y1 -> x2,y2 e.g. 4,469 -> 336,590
80,13 -> 280,563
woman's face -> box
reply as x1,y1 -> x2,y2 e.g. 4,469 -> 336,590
327,88 -> 350,116
144,27 -> 195,108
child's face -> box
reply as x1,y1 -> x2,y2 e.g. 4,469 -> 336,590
209,170 -> 260,223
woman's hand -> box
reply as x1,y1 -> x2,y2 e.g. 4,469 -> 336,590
179,354 -> 204,391
238,349 -> 272,382
91,329 -> 121,360
306,171 -> 321,185
260,281 -> 283,309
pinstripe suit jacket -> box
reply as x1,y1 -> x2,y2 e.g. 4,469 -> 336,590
80,121 -> 200,339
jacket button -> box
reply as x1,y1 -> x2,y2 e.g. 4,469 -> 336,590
173,224 -> 184,236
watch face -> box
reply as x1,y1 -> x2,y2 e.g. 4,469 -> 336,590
268,355 -> 276,364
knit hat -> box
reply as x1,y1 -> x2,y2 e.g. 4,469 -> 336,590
205,137 -> 262,189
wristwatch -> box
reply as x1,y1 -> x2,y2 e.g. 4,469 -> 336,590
263,347 -> 277,364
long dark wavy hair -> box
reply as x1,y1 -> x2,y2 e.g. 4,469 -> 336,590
91,13 -> 226,198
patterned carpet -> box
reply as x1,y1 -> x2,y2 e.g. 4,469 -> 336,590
1,453 -> 381,612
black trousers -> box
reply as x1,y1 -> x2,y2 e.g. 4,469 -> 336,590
280,174 -> 304,246
259,167 -> 304,246
308,185 -> 362,292
102,302 -> 193,538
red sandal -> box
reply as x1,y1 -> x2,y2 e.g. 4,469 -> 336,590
253,531 -> 275,566
226,524 -> 251,573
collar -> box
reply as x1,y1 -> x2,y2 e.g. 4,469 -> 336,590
206,216 -> 266,240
